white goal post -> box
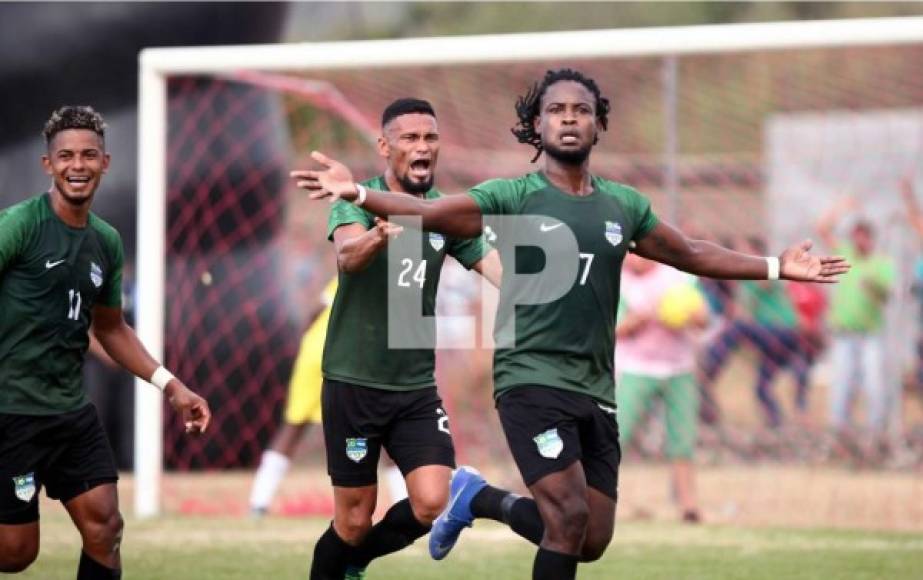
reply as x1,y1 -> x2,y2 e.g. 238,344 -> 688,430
136,16 -> 923,518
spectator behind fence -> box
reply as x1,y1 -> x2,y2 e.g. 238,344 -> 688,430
816,196 -> 895,448
700,238 -> 812,429
786,279 -> 829,423
616,253 -> 707,523
899,176 -> 923,396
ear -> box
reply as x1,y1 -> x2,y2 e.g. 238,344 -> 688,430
101,153 -> 111,173
41,154 -> 52,176
377,135 -> 389,159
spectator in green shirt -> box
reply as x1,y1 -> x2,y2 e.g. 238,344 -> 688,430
817,197 -> 895,443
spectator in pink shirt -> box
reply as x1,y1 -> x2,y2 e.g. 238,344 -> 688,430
616,253 -> 708,523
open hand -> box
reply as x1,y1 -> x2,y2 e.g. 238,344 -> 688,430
290,151 -> 359,203
780,239 -> 850,283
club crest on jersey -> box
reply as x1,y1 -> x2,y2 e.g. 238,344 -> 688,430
90,262 -> 103,288
429,232 -> 445,252
12,473 -> 36,503
346,438 -> 368,463
604,221 -> 623,247
533,428 -> 564,459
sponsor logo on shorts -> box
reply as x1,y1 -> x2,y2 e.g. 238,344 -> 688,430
533,428 -> 564,459
346,438 -> 368,463
12,473 -> 36,503
429,232 -> 445,252
604,221 -> 623,247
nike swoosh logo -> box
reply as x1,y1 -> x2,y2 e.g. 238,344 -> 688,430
539,222 -> 564,232
45,259 -> 65,269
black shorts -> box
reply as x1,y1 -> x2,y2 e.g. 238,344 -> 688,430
322,380 -> 455,487
0,403 -> 119,524
497,386 -> 621,500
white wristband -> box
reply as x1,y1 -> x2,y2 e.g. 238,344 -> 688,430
765,256 -> 780,281
354,183 -> 367,207
150,366 -> 175,392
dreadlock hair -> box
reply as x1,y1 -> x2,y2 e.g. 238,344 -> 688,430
511,68 -> 610,163
43,106 -> 107,147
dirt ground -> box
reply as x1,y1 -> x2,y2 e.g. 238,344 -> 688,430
103,463 -> 922,532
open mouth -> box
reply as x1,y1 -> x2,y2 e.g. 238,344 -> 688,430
65,176 -> 92,189
409,159 -> 432,179
560,131 -> 581,145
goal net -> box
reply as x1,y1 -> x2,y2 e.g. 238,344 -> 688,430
136,17 -> 923,517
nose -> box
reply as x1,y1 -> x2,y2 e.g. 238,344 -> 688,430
71,155 -> 86,170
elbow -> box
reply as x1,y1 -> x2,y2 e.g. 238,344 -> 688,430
674,242 -> 705,273
336,250 -> 370,274
337,255 -> 360,274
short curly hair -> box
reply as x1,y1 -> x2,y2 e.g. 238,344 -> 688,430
43,106 -> 107,146
511,69 -> 610,163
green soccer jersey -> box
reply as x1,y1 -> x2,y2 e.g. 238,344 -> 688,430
469,172 -> 658,406
0,193 -> 123,415
323,176 -> 488,390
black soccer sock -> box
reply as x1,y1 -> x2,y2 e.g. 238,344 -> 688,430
77,551 -> 121,580
532,547 -> 579,580
471,485 -> 544,546
351,498 -> 430,568
310,523 -> 357,580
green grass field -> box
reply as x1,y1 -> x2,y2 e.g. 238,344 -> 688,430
15,465 -> 922,579
18,515 -> 923,580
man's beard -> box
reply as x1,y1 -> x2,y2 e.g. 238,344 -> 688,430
398,174 -> 433,195
544,142 -> 592,166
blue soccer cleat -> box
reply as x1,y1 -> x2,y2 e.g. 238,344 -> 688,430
429,466 -> 487,560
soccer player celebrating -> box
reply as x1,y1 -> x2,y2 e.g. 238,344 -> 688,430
306,98 -> 500,580
293,71 -> 849,580
0,106 -> 211,579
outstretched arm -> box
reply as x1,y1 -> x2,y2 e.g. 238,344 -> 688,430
92,305 -> 211,433
634,221 -> 850,283
292,151 -> 484,239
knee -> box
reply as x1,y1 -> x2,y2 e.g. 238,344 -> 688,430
410,490 -> 448,526
579,538 -> 610,563
544,497 -> 589,545
83,510 -> 125,552
0,539 -> 38,573
336,511 -> 373,544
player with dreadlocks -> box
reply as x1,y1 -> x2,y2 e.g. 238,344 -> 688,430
292,68 -> 849,579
